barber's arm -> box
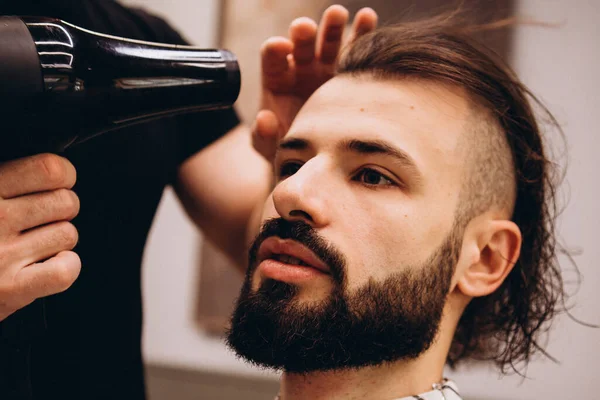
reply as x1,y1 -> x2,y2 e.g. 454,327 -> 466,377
173,6 -> 378,271
173,123 -> 270,270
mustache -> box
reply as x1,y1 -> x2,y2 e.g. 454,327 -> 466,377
247,218 -> 347,286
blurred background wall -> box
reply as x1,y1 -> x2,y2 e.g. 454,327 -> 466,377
121,0 -> 598,399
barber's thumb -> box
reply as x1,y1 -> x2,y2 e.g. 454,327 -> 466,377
254,110 -> 279,139
252,110 -> 280,161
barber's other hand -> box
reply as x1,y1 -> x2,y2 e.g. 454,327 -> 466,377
0,154 -> 81,321
253,5 -> 378,161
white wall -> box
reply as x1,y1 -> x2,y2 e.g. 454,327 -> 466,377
453,1 -> 600,398
121,0 -> 219,45
126,0 -> 599,397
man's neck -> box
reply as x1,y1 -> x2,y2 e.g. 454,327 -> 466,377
278,357 -> 444,400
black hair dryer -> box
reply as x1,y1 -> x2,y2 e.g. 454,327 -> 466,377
0,16 -> 241,162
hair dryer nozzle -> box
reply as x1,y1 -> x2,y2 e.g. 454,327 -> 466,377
0,16 -> 43,95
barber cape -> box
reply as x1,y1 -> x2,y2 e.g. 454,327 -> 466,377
274,379 -> 462,400
396,379 -> 462,400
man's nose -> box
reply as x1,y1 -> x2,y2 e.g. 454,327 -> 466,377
272,159 -> 332,227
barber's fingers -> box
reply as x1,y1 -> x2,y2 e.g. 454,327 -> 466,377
316,5 -> 350,65
261,36 -> 294,91
0,221 -> 79,320
14,250 -> 81,306
0,189 -> 80,235
251,110 -> 280,162
0,153 -> 77,199
347,7 -> 378,44
7,221 -> 79,270
289,17 -> 318,68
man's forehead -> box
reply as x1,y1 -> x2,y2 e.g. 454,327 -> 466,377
300,75 -> 472,115
289,76 -> 472,160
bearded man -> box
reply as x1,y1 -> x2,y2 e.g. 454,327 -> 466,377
229,11 -> 566,400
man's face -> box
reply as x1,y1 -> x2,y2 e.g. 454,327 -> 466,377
228,76 -> 473,372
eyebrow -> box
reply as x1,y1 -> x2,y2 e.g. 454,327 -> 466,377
342,139 -> 417,166
278,137 -> 423,184
278,138 -> 311,151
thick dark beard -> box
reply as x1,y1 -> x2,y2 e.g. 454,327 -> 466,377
226,218 -> 460,373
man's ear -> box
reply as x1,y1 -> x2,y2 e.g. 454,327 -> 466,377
457,220 -> 522,298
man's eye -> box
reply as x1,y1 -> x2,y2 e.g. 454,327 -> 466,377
354,168 -> 396,187
278,162 -> 302,178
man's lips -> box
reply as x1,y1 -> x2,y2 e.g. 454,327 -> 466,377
257,237 -> 330,274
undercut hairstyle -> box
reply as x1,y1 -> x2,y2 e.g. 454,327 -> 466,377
337,13 -> 567,373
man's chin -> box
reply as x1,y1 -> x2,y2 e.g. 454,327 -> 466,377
289,286 -> 333,304
252,274 -> 334,299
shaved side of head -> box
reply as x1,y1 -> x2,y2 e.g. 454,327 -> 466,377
456,102 -> 517,226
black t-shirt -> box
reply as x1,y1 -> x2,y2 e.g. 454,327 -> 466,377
0,1 -> 240,399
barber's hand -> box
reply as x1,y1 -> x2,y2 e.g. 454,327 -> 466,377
0,154 -> 81,321
253,5 -> 378,161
